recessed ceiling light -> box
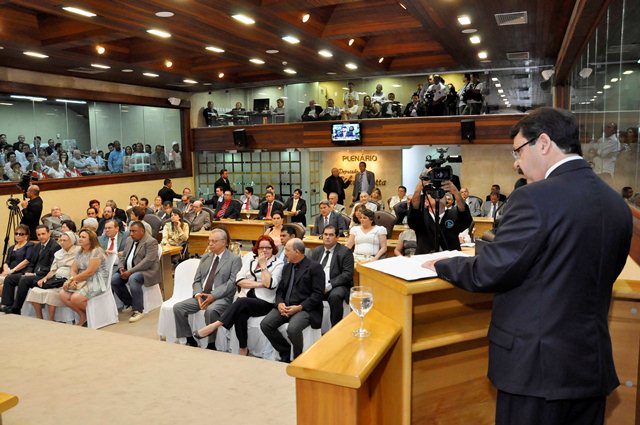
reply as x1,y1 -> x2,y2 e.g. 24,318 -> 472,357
392,84 -> 402,88
203,83 -> 212,86
250,58 -> 265,64
470,36 -> 481,44
399,3 -> 407,10
0,103 -> 13,106
461,28 -> 477,34
266,49 -> 279,54
498,89 -> 504,93
623,70 -> 633,75
143,72 -> 159,78
491,77 -> 499,81
500,94 -> 506,97
96,45 -> 105,54
23,51 -> 48,59
603,85 -> 611,89
11,95 -> 47,102
283,68 -> 297,75
637,59 -> 640,64
596,91 -> 603,94
478,51 -> 488,59
56,99 -> 86,104
458,15 -> 471,25
348,39 -> 355,46
495,83 -> 501,87
232,14 -> 255,25
480,59 -> 492,63
147,29 -> 171,38
302,13 -> 310,23
91,63 -> 110,69
164,60 -> 173,68
378,57 -> 384,63
206,46 -> 225,53
183,79 -> 198,84
122,69 -> 134,73
155,11 -> 174,18
327,72 -> 337,75
345,63 -> 358,70
611,77 -> 619,82
318,49 -> 333,58
282,35 -> 300,44
218,72 -> 224,78
62,6 -> 96,17
0,46 -> 3,50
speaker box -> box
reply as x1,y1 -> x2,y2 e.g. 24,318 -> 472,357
232,129 -> 247,147
460,119 -> 475,142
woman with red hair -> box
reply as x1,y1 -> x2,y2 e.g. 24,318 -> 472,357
193,235 -> 283,355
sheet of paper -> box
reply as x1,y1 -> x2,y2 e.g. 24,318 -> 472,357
359,251 -> 471,281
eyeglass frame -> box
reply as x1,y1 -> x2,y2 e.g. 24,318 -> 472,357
512,134 -> 541,160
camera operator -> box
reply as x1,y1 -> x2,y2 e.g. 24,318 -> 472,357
408,175 -> 471,255
20,184 -> 43,240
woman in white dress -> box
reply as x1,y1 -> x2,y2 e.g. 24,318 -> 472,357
346,209 -> 387,263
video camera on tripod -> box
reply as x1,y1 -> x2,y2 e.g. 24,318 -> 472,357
420,148 -> 462,199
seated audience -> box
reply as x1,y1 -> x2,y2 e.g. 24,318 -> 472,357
312,200 -> 346,236
152,196 -> 164,215
60,219 -> 77,234
284,188 -> 307,227
460,187 -> 482,217
59,228 -> 109,326
345,209 -> 388,263
111,221 -> 161,323
260,238 -> 324,362
89,199 -> 103,219
82,217 -> 98,233
185,200 -> 211,232
173,229 -> 242,348
177,194 -> 194,214
192,236 -> 284,356
239,186 -> 260,211
258,192 -> 285,220
0,225 -> 36,312
137,198 -> 154,217
308,225 -> 354,327
394,228 -> 417,257
264,211 -> 285,246
328,192 -> 346,214
403,94 -> 426,117
161,209 -> 190,247
261,185 -> 284,203
481,191 -> 504,219
204,186 -> 224,208
319,99 -> 340,120
371,84 -> 386,103
340,97 -> 359,120
370,188 -> 384,210
43,206 -> 71,239
485,184 -> 507,202
97,205 -> 125,236
389,186 -> 408,215
215,190 -> 241,219
128,206 -> 153,236
301,100 -> 323,121
98,219 -> 126,255
351,192 -> 378,221
381,92 -> 402,118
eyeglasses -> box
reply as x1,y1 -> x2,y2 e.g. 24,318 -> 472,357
258,246 -> 273,250
512,135 -> 540,159
14,232 -> 26,236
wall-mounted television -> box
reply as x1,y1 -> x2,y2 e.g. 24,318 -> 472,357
331,122 -> 362,145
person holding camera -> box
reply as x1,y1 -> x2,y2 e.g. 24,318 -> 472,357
21,184 -> 43,240
408,176 -> 471,255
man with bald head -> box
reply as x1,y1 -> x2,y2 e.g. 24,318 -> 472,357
20,185 -> 43,240
185,200 -> 211,232
43,206 -> 70,239
323,167 -> 352,205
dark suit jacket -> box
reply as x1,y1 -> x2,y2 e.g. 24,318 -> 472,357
408,202 -> 472,254
27,239 -> 61,278
284,197 -> 307,226
352,170 -> 376,202
21,196 -> 43,240
118,233 -> 161,286
485,193 -> 507,202
323,175 -> 351,205
312,212 -> 346,236
214,177 -> 232,193
434,159 -> 632,400
403,101 -> 426,117
214,199 -> 240,219
258,200 -> 285,219
276,257 -> 325,328
158,186 -> 180,204
308,244 -> 354,290
301,105 -> 323,121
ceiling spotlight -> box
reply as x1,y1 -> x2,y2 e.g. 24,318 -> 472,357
477,51 -> 488,59
345,63 -> 358,70
491,77 -> 499,82
164,60 -> 173,68
470,36 -> 481,44
610,77 -> 619,82
62,6 -> 96,17
282,61 -> 288,65
155,11 -> 174,18
183,79 -> 198,84
250,58 -> 265,64
399,2 -> 407,10
302,13 -> 310,23
495,83 -> 501,87
578,67 -> 592,79
23,51 -> 48,59
541,69 -> 555,81
122,69 -> 133,73
596,91 -> 603,94
96,45 -> 106,54
283,68 -> 297,75
461,28 -> 477,34
623,70 -> 633,75
500,94 -> 506,97
266,49 -> 279,54
603,85 -> 611,89
378,57 -> 384,63
348,39 -> 355,46
282,35 -> 300,44
143,72 -> 159,78
318,49 -> 333,58
458,15 -> 471,25
232,14 -> 255,25
147,29 -> 171,38
206,46 -> 225,53
218,72 -> 224,78
91,63 -> 110,69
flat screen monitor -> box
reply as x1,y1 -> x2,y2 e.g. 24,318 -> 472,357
253,98 -> 270,112
331,122 -> 362,145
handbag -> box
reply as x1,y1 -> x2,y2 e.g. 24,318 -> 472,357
42,277 -> 67,289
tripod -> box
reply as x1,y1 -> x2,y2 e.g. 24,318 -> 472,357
2,198 -> 23,265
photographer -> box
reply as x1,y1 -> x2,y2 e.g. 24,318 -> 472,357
20,184 -> 43,240
408,176 -> 471,254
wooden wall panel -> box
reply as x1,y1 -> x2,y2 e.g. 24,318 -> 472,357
192,115 -> 521,152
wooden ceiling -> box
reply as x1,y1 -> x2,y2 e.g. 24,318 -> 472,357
0,0 -> 577,92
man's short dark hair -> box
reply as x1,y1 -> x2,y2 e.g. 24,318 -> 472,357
245,186 -> 253,194
140,197 -> 149,205
294,188 -> 302,195
164,178 -> 171,185
61,219 -> 77,232
163,201 -> 173,207
282,225 -> 297,237
131,206 -> 146,219
399,185 -> 407,192
220,168 -> 227,176
323,225 -> 337,235
129,220 -> 146,232
104,219 -> 119,228
359,161 -> 366,167
509,107 -> 582,156
36,224 -> 49,232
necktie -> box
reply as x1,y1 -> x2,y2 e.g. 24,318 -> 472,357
321,250 -> 330,268
245,198 -> 250,210
217,202 -> 228,218
284,264 -> 296,305
108,237 -> 115,251
202,255 -> 219,294
266,203 -> 272,218
324,216 -> 329,226
491,204 -> 497,219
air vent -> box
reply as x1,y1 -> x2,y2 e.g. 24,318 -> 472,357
606,43 -> 640,55
495,11 -> 528,26
68,67 -> 105,74
507,51 -> 530,61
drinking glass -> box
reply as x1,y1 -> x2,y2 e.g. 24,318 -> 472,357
343,229 -> 349,238
245,208 -> 251,220
349,286 -> 373,338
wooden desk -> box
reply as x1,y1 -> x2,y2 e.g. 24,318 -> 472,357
472,217 -> 493,240
0,392 -> 18,424
161,245 -> 182,300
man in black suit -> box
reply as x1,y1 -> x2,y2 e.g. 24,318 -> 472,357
323,168 -> 352,205
352,162 -> 375,203
258,192 -> 284,220
261,238 -> 324,362
158,178 -> 181,205
485,184 -> 507,202
284,188 -> 307,227
423,108 -> 632,425
308,225 -> 354,327
408,179 -> 471,254
203,101 -> 218,127
214,169 -> 232,193
97,205 -> 125,236
312,200 -> 346,236
301,100 -> 323,121
20,184 -> 43,240
1,225 -> 60,314
214,190 -> 240,219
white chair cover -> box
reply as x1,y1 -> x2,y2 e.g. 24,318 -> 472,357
86,254 -> 120,329
157,259 -> 199,343
229,315 -> 275,359
321,300 -> 352,334
21,300 -> 77,323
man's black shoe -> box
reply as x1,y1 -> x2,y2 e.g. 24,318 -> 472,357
185,336 -> 198,347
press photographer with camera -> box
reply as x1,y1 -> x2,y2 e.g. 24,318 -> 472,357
408,151 -> 471,254
20,184 -> 43,240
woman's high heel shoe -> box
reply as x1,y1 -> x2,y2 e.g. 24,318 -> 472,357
192,329 -> 206,340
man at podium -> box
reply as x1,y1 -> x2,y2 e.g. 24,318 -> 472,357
423,108 -> 632,425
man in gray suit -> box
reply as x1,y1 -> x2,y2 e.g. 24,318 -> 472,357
111,221 -> 161,323
352,161 -> 375,203
42,206 -> 71,239
98,219 -> 126,255
480,191 -> 505,219
185,200 -> 211,232
312,200 -> 346,236
308,225 -> 354,327
173,228 -> 242,349
460,187 -> 482,217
